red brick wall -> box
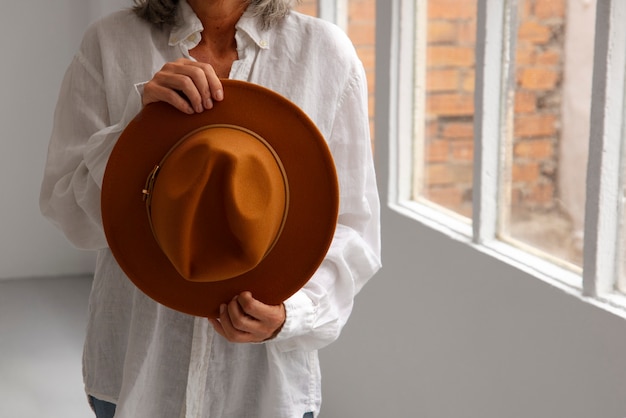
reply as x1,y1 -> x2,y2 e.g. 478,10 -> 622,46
423,0 -> 478,217
295,0 -> 318,17
512,0 -> 565,212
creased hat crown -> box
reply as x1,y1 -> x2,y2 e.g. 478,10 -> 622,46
148,126 -> 288,283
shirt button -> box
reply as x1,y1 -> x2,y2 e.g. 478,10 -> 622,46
259,40 -> 268,48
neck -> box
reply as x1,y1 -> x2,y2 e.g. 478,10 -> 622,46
187,0 -> 247,51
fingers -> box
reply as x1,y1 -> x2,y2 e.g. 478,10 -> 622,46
209,292 -> 286,343
142,58 -> 224,114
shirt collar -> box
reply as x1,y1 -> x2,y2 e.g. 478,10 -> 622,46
236,10 -> 271,50
168,0 -> 203,48
168,0 -> 271,51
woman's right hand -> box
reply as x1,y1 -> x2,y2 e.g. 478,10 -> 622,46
142,58 -> 224,114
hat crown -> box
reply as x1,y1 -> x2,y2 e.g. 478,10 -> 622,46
149,125 -> 288,283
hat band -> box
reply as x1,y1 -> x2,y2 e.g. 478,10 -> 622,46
142,164 -> 160,203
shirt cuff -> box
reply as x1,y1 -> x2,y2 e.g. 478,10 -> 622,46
269,291 -> 315,346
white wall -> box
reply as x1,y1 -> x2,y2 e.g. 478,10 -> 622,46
320,215 -> 626,417
0,1 -> 127,280
318,2 -> 626,417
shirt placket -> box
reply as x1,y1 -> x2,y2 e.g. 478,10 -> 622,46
180,25 -> 260,418
229,30 -> 257,81
184,317 -> 213,418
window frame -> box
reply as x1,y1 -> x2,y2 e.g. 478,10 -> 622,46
319,0 -> 348,30
382,0 -> 626,316
583,0 -> 626,299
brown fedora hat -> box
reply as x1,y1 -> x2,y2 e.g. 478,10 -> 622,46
101,80 -> 339,318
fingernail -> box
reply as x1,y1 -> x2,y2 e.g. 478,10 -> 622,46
215,89 -> 224,101
205,97 -> 213,109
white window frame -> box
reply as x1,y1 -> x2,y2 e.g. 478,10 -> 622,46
381,0 -> 626,317
583,0 -> 626,299
319,0 -> 348,31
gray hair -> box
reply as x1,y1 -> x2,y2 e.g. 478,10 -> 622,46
132,0 -> 301,29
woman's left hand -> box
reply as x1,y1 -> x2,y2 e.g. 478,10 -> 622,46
209,291 -> 286,343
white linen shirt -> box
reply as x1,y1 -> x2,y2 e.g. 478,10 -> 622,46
40,2 -> 381,417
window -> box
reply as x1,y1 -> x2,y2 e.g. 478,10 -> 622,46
388,0 -> 626,307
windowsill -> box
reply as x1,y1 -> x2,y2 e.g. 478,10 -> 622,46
390,199 -> 473,242
389,199 -> 626,321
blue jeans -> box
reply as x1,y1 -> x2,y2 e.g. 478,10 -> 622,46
89,396 -> 314,418
89,396 -> 116,418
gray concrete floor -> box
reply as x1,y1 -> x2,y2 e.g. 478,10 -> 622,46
0,276 -> 93,418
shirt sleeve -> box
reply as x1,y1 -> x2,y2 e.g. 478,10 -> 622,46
269,64 -> 382,352
39,45 -> 143,251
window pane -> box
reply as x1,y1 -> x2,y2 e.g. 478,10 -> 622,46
294,0 -> 319,16
499,0 -> 590,269
414,0 -> 477,219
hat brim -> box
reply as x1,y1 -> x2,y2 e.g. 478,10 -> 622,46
101,80 -> 339,318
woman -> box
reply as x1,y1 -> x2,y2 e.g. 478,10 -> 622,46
40,0 -> 381,417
